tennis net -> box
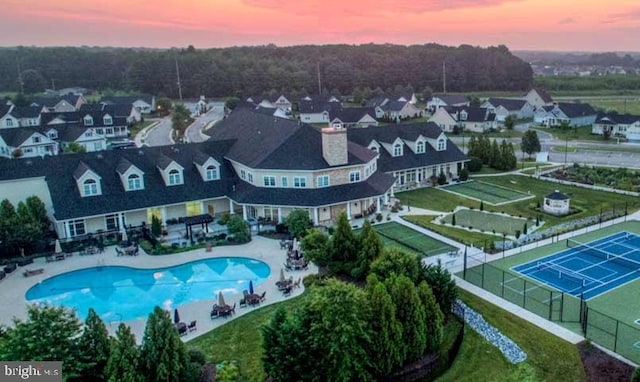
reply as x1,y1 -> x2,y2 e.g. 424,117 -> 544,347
537,261 -> 597,287
567,238 -> 640,270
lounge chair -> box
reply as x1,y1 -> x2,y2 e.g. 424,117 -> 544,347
293,278 -> 301,289
283,286 -> 292,297
23,268 -> 44,277
115,247 -> 124,257
188,320 -> 197,332
259,291 -> 267,302
239,298 -> 247,308
45,256 -> 54,263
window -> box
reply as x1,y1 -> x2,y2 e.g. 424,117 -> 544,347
281,177 -> 288,187
248,173 -> 254,184
437,138 -> 446,151
263,176 -> 276,187
240,169 -> 246,180
370,146 -> 378,152
96,128 -> 104,135
93,142 -> 102,151
85,131 -> 93,137
105,214 -> 123,231
349,171 -> 361,183
185,201 -> 202,216
168,169 -> 181,185
416,141 -> 425,154
460,111 -> 467,121
317,175 -> 329,187
83,179 -> 98,196
106,128 -> 113,135
69,219 -> 86,237
48,131 -> 57,139
6,119 -> 13,127
83,116 -> 93,126
205,165 -> 218,180
393,143 -> 403,157
103,116 -> 113,125
33,136 -> 41,143
293,177 -> 306,188
127,174 -> 142,190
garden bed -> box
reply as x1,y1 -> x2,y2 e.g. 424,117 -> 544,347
543,164 -> 640,193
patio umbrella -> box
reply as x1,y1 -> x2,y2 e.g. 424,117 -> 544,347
249,280 -> 254,295
279,268 -> 285,283
54,239 -> 63,254
174,308 -> 180,324
218,291 -> 226,307
121,230 -> 128,242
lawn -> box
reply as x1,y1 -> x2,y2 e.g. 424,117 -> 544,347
539,126 -> 608,142
440,181 -> 532,205
437,289 -> 585,382
129,120 -> 155,139
440,209 -> 533,237
372,222 -> 456,257
187,293 -> 308,382
575,98 -> 640,115
403,215 -> 498,246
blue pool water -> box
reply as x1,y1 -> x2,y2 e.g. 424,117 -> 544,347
26,257 -> 270,321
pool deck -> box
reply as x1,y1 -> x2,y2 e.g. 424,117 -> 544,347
0,236 -> 316,343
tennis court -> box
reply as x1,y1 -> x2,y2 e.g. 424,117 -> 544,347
513,231 -> 640,300
372,222 -> 456,257
440,180 -> 533,205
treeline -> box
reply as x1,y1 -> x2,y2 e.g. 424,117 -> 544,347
516,51 -> 640,67
0,44 -> 532,97
535,74 -> 640,92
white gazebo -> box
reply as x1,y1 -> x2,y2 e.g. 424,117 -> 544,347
543,190 -> 570,216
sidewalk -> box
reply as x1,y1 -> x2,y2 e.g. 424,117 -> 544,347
134,120 -> 160,147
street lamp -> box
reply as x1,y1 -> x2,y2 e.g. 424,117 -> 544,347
564,133 -> 568,168
502,232 -> 507,258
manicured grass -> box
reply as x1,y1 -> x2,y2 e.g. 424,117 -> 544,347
399,187 -> 480,213
187,293 -> 308,382
437,289 -> 585,382
440,181 -> 532,205
441,209 -> 533,237
464,130 -> 524,138
540,126 -> 608,142
373,222 -> 456,257
403,215 -> 497,246
129,120 -> 155,139
577,98 -> 640,115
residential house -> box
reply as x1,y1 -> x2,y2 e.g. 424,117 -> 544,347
41,111 -> 130,138
298,97 -> 343,124
348,122 -> 468,190
0,128 -> 59,158
254,106 -> 290,119
80,103 -> 141,123
592,113 -> 640,138
426,94 -> 470,112
536,102 -> 597,127
429,106 -> 497,133
379,100 -> 423,121
481,98 -> 534,122
246,94 -> 293,112
525,88 -> 554,110
101,95 -> 156,114
10,106 -> 41,127
44,126 -> 108,153
329,107 -> 378,128
30,95 -> 86,113
0,105 -> 18,128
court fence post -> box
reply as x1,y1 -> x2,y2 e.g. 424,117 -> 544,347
560,292 -> 564,322
548,290 -> 553,320
501,270 -> 505,298
523,280 -> 527,308
481,263 -> 485,288
614,320 -> 619,352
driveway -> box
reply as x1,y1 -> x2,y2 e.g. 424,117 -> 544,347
143,117 -> 173,147
185,102 -> 225,143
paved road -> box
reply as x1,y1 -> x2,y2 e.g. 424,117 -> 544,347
185,102 -> 225,143
143,117 -> 173,147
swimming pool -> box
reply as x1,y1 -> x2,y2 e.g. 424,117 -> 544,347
26,257 -> 270,321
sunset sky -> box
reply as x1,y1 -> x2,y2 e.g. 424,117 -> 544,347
2,0 -> 639,51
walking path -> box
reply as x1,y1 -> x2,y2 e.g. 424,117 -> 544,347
0,236 -> 315,343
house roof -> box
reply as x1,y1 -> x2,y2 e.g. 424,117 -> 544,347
430,94 -> 470,105
347,122 -> 467,172
101,94 -> 154,106
445,106 -> 495,123
207,109 -> 375,170
10,106 -> 41,119
487,98 -> 527,111
41,110 -> 127,128
365,96 -> 388,108
532,88 -> 553,103
0,128 -> 39,147
54,125 -> 97,142
379,100 -> 408,112
330,107 -> 376,124
595,112 -> 640,125
0,105 -> 11,118
546,190 -> 569,200
298,100 -> 342,114
556,102 -> 597,118
31,95 -> 81,108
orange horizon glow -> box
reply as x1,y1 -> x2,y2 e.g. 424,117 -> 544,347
1,0 -> 639,52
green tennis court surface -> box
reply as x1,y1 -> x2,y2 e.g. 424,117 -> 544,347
440,181 -> 533,205
372,222 -> 456,257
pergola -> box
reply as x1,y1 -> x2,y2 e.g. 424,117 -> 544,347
183,214 -> 214,242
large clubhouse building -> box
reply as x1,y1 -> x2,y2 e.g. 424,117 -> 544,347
0,109 -> 467,241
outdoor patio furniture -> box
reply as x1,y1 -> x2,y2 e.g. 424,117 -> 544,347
4,263 -> 17,273
188,321 -> 197,332
259,291 -> 266,302
283,286 -> 292,297
293,278 -> 301,289
176,322 -> 188,336
0,270 -> 5,281
239,298 -> 247,308
17,258 -> 34,266
55,254 -> 66,261
23,268 -> 44,277
115,247 -> 124,257
45,256 -> 54,263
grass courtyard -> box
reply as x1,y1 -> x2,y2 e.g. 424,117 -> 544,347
440,209 -> 534,237
439,181 -> 533,205
370,222 -> 456,257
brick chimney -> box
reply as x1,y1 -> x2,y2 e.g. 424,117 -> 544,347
321,124 -> 348,167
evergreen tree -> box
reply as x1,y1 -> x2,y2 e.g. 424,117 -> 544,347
262,308 -> 289,380
0,199 -> 17,241
300,228 -> 331,267
507,142 -> 518,170
385,275 -> 427,362
352,220 -> 382,279
467,136 -> 479,158
421,264 -> 458,315
417,281 -> 444,352
451,213 -> 456,226
106,324 -> 143,382
151,215 -> 162,237
140,306 -> 190,382
521,130 -> 541,159
480,200 -> 484,211
499,139 -> 511,170
25,196 -> 50,235
489,139 -> 500,168
523,222 -> 528,234
370,247 -> 422,284
481,136 -> 492,164
330,212 -> 358,272
367,281 -> 404,377
78,308 -> 111,381
437,171 -> 447,185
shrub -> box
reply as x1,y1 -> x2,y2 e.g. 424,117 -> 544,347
515,230 -> 521,239
451,214 -> 456,226
479,201 -> 484,211
218,213 -> 231,225
376,213 -> 383,222
467,157 -> 483,172
459,167 -> 469,181
437,171 -> 447,185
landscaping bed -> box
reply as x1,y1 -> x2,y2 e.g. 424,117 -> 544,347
544,164 -> 640,193
578,341 -> 634,382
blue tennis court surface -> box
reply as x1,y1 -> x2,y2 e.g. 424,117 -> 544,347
513,231 -> 640,300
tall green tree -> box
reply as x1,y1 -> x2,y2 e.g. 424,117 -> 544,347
261,308 -> 289,381
503,115 -> 517,130
417,281 -> 444,352
0,199 -> 17,239
25,196 -> 49,235
489,139 -> 501,169
171,103 -> 192,141
369,247 -> 422,284
421,264 -> 458,315
0,305 -> 83,377
301,228 -> 331,267
507,142 -> 518,170
106,324 -> 143,382
140,306 -> 190,382
367,281 -> 404,377
480,136 -> 492,164
385,275 -> 427,362
284,209 -> 312,239
352,220 -> 383,279
227,215 -> 250,243
330,212 -> 358,272
78,309 -> 111,381
521,130 -> 541,159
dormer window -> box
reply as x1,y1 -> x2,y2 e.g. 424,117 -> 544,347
84,116 -> 93,126
416,141 -> 425,154
168,169 -> 181,185
460,111 -> 468,121
48,130 -> 58,139
83,179 -> 98,196
206,165 -> 218,180
103,115 -> 113,125
437,138 -> 446,151
393,143 -> 403,157
371,146 -> 378,152
127,174 -> 142,190
33,136 -> 41,144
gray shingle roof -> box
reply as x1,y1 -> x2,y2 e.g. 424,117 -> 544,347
487,98 -> 527,111
10,106 -> 41,118
556,102 -> 596,118
101,95 -> 154,106
298,100 -> 342,114
380,100 -> 408,112
546,190 -> 569,200
595,112 -> 640,125
73,161 -> 92,180
0,128 -> 39,147
430,94 -> 469,105
532,88 -> 553,103
330,107 -> 376,124
445,106 -> 494,123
